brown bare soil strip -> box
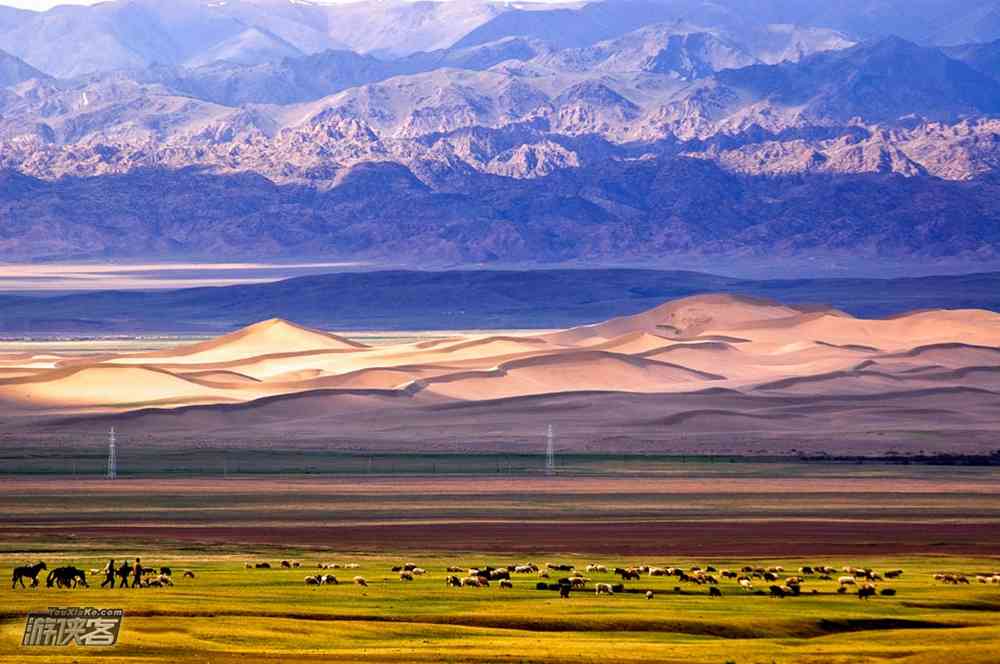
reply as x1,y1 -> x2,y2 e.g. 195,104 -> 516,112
9,520 -> 1000,556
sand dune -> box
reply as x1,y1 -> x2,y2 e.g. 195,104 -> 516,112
422,351 -> 724,400
0,295 -> 997,418
545,294 -> 818,345
106,318 -> 367,366
0,365 -> 250,410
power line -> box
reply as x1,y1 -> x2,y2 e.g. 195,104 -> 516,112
106,427 -> 117,480
545,424 -> 555,476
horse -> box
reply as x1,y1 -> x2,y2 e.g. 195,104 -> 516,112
12,561 -> 47,589
47,566 -> 89,589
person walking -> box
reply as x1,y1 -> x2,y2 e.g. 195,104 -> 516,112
101,558 -> 116,588
117,559 -> 131,588
131,557 -> 143,588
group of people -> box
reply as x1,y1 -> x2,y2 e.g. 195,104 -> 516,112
100,557 -> 145,588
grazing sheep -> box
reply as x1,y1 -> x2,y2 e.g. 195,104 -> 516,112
461,576 -> 481,587
158,574 -> 174,586
645,590 -> 654,600
569,577 -> 588,588
595,583 -> 614,595
445,576 -> 462,588
769,585 -> 786,598
304,576 -> 320,586
255,563 -> 271,569
354,576 -> 368,587
838,576 -> 857,587
183,570 -> 195,579
244,563 -> 253,569
281,561 -> 292,569
391,566 -> 403,572
160,567 -> 172,576
709,586 -> 722,598
322,575 -> 338,585
292,562 -> 301,568
411,567 -> 427,576
446,566 -> 464,573
344,563 -> 360,569
499,579 -> 513,589
586,564 -> 608,574
399,571 -> 414,581
738,578 -> 753,592
403,563 -> 418,572
858,585 -> 877,600
880,588 -> 896,596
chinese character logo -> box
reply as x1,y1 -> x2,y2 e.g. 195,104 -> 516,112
22,608 -> 123,647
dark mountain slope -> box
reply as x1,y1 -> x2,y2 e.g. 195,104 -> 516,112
1,159 -> 999,264
0,48 -> 47,86
3,269 -> 1000,334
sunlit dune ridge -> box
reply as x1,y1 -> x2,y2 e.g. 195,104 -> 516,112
0,293 -> 998,414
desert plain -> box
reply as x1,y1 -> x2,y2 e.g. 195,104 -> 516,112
2,292 -> 999,662
1,293 -> 999,455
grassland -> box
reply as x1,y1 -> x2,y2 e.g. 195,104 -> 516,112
2,550 -> 1000,663
1,464 -> 998,662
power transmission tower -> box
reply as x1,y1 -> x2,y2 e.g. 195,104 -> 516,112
106,427 -> 117,480
545,424 -> 555,476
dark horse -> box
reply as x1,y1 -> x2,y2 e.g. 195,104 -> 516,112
12,561 -> 47,589
46,566 -> 89,589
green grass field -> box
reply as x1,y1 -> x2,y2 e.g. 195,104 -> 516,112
3,550 -> 1000,663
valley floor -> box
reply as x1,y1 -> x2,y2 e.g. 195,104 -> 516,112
2,468 -> 999,662
1,549 -> 998,663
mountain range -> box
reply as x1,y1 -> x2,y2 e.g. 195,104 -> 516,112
1,0 -> 1000,263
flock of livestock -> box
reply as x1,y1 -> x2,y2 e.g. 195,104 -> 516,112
245,560 -> 1000,600
14,558 -> 1000,599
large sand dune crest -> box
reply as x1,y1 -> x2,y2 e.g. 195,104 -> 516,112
1,296 -> 999,436
107,318 -> 368,366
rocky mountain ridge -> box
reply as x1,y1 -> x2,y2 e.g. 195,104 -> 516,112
1,1 -> 999,262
